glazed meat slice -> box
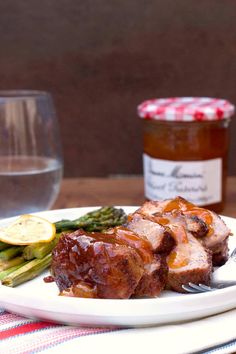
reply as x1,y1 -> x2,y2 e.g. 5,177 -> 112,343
51,229 -> 144,299
133,254 -> 168,297
51,227 -> 169,299
137,200 -> 213,291
179,203 -> 231,266
127,212 -> 175,254
167,233 -> 212,293
138,197 -> 231,265
112,226 -> 171,297
197,211 -> 230,250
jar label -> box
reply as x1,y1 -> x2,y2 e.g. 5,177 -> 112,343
143,154 -> 222,206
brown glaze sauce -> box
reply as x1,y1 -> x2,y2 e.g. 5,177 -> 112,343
53,228 -> 152,298
113,226 -> 153,263
163,198 -> 195,213
161,197 -> 213,268
164,197 -> 213,237
167,250 -> 189,269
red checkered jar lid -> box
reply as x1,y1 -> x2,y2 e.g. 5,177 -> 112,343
138,97 -> 235,121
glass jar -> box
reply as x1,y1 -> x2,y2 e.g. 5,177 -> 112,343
138,97 -> 235,212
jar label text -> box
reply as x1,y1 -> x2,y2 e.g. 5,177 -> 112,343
143,154 -> 222,205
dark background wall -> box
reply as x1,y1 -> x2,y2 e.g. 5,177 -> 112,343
0,0 -> 235,177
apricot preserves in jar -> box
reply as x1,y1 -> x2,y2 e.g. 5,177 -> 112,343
138,97 -> 235,212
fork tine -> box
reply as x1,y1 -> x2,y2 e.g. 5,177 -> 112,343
188,282 -> 208,291
198,283 -> 215,291
182,284 -> 199,293
181,248 -> 236,294
182,282 -> 215,293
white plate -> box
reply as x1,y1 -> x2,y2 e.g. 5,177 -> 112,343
0,207 -> 236,327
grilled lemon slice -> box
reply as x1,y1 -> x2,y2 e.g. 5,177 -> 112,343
0,214 -> 56,245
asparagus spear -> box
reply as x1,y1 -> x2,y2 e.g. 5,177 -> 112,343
0,246 -> 24,261
0,261 -> 29,280
0,256 -> 25,271
23,233 -> 61,260
55,206 -> 127,232
1,254 -> 52,287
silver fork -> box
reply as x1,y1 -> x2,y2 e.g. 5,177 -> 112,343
182,248 -> 236,293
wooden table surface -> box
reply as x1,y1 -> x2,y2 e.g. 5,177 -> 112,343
53,176 -> 236,218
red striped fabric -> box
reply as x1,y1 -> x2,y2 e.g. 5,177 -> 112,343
0,321 -> 55,340
0,311 -> 119,353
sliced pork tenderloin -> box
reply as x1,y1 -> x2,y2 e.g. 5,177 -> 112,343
51,226 -> 169,299
137,197 -> 231,265
126,212 -> 175,254
51,229 -> 144,299
133,254 -> 168,297
167,233 -> 212,293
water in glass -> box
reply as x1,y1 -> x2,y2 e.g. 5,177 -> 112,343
0,91 -> 63,218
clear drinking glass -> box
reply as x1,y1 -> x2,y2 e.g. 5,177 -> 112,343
0,90 -> 63,218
